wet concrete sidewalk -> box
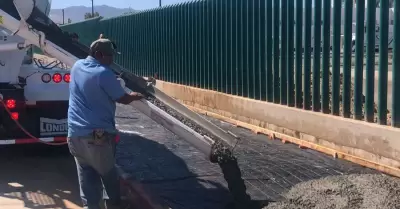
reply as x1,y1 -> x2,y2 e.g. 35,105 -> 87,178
115,104 -> 379,209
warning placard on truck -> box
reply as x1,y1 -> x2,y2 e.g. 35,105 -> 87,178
0,16 -> 3,24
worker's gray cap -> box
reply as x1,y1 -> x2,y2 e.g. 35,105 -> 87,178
89,38 -> 121,55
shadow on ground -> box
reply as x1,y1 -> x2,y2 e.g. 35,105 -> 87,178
0,144 -> 82,209
116,132 -> 234,209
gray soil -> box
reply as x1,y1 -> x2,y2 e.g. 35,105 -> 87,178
264,174 -> 400,209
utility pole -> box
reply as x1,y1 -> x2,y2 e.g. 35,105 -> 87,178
62,9 -> 65,25
159,0 -> 162,7
91,0 -> 94,16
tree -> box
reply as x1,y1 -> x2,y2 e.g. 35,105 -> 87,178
84,12 -> 100,19
67,18 -> 72,24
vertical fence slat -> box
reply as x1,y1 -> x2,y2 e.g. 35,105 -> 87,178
273,0 -> 280,103
322,0 -> 331,114
244,0 -> 250,97
260,0 -> 266,101
378,0 -> 389,125
280,0 -> 288,105
149,12 -> 153,77
206,1 -> 210,89
393,0 -> 400,127
155,9 -> 160,81
238,0 -> 244,96
365,0 -> 376,122
266,0 -> 273,102
303,0 -> 312,110
312,0 -> 322,112
295,0 -> 303,108
167,8 -> 172,81
226,0 -> 232,94
342,0 -> 353,118
202,1 -> 207,89
190,2 -> 197,87
354,0 -> 365,120
212,1 -> 217,91
191,4 -> 195,86
232,0 -> 238,95
331,0 -> 342,116
221,0 -> 227,93
287,0 -> 295,107
179,6 -> 184,85
254,0 -> 261,100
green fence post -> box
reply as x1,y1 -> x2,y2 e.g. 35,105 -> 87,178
365,0 -> 376,122
280,0 -> 288,105
179,5 -> 185,85
295,0 -> 302,108
273,0 -> 280,103
331,0 -> 342,116
232,0 -> 238,95
191,3 -> 197,87
322,0 -> 331,114
303,0 -> 312,110
378,0 -> 389,125
342,0 -> 353,118
287,0 -> 295,107
244,0 -> 250,97
393,0 -> 400,127
238,0 -> 244,96
254,0 -> 261,100
266,0 -> 273,102
226,0 -> 232,94
354,0 -> 365,120
312,0 -> 322,112
247,0 -> 254,98
206,1 -> 211,89
260,0 -> 267,101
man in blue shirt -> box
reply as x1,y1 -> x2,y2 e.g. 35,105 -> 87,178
67,38 -> 143,209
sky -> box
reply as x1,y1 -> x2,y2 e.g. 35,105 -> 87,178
51,0 -> 192,10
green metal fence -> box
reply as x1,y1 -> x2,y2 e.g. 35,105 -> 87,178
60,0 -> 400,128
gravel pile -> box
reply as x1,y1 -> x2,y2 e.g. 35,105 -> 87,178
264,174 -> 400,209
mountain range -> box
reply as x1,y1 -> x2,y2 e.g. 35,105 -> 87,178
50,5 -> 136,24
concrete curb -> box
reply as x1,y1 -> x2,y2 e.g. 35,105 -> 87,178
116,166 -> 167,209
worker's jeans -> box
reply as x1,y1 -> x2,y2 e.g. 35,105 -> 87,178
67,133 -> 121,209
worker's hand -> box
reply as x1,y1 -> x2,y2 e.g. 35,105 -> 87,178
130,92 -> 145,101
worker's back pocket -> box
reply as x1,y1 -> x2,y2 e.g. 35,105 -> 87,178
68,134 -> 116,176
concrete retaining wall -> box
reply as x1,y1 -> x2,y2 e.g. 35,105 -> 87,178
155,80 -> 400,177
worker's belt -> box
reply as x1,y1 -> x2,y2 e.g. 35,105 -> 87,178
88,129 -> 117,145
